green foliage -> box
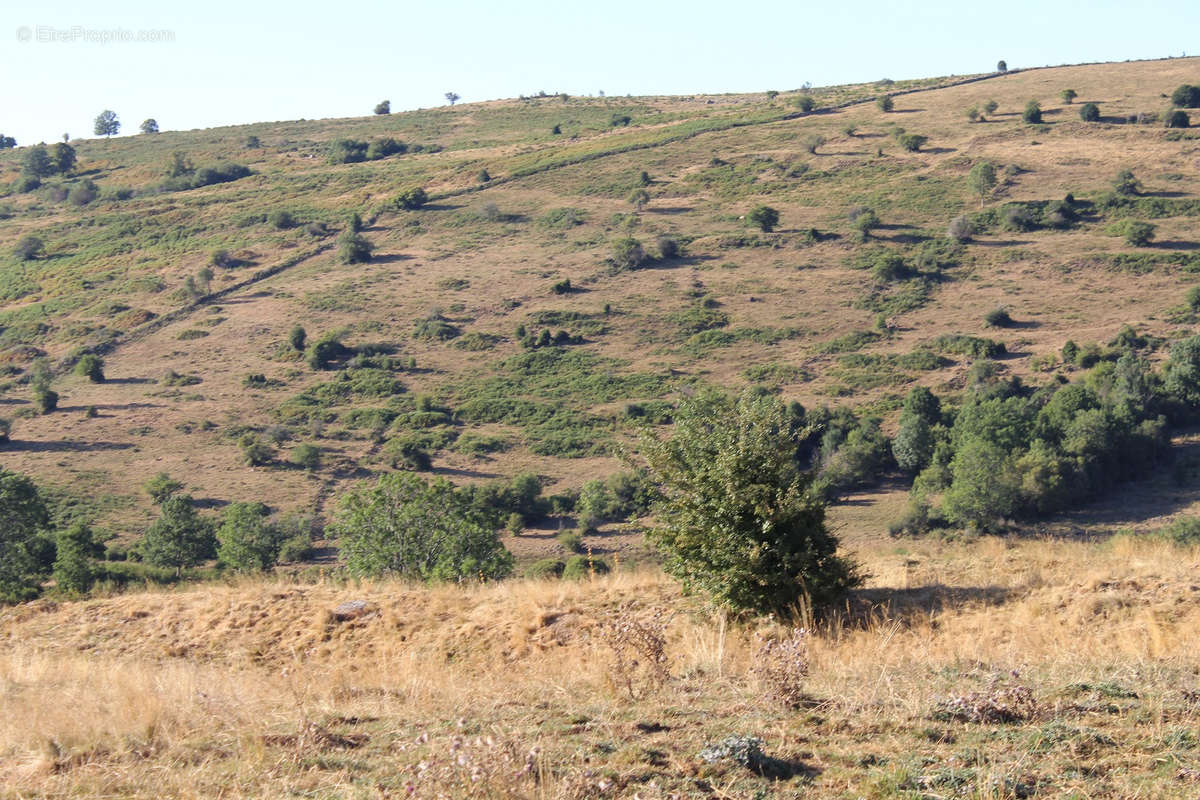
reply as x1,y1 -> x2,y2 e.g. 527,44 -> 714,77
52,142 -> 77,175
1120,220 -> 1156,247
0,469 -> 51,604
849,206 -> 879,239
628,188 -> 650,210
747,205 -> 780,232
795,94 -> 816,112
526,558 -> 565,579
140,118 -> 159,134
140,494 -> 215,573
967,162 -> 997,204
413,315 -> 461,341
217,503 -> 279,572
291,443 -> 321,471
1164,109 -> 1190,129
34,387 -> 58,414
331,472 -> 513,582
393,187 -> 429,210
239,434 -> 274,466
305,331 -> 353,369
1112,169 -> 1140,197
984,307 -> 1013,327
337,231 -> 374,264
947,215 -> 974,242
13,235 -> 44,261
562,554 -> 610,580
611,237 -> 647,269
802,134 -> 825,154
1022,101 -> 1042,124
638,389 -> 862,615
288,325 -> 307,352
932,334 -> 1007,359
1171,85 -> 1200,108
74,354 -> 105,382
1060,89 -> 1077,104
984,99 -> 999,115
23,144 -> 55,178
1080,102 -> 1101,122
93,109 -> 120,137
896,133 -> 928,152
877,95 -> 894,112
374,100 -> 391,115
53,521 -> 98,594
144,472 -> 183,504
269,210 -> 296,230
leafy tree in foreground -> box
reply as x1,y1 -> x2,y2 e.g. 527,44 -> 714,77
53,521 -> 99,593
638,389 -> 862,615
217,502 -> 279,572
140,494 -> 214,575
330,472 -> 513,581
0,469 -> 50,603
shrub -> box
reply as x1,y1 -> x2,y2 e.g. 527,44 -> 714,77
557,530 -> 584,553
656,235 -> 679,259
984,307 -> 1013,327
551,278 -> 572,295
0,419 -> 9,443
1080,102 -> 1100,122
393,187 -> 428,210
34,388 -> 58,414
638,389 -> 862,615
1112,169 -> 1141,197
305,332 -> 352,369
336,231 -> 374,264
244,135 -> 261,148
747,205 -> 780,232
140,494 -> 215,574
947,215 -> 974,242
611,237 -> 647,269
145,472 -> 183,504
984,100 -> 999,115
413,315 -> 461,341
1170,84 -> 1200,109
849,206 -> 879,239
53,522 -> 98,594
801,134 -> 825,154
374,100 -> 391,115
347,211 -> 363,232
628,188 -> 650,210
288,325 -> 306,352
68,181 -> 98,206
1060,89 -> 1077,104
526,558 -> 565,579
13,236 -> 43,261
210,248 -> 236,268
0,470 -> 51,603
291,443 -> 321,471
1022,101 -> 1042,124
216,503 -> 279,572
1165,109 -> 1191,129
1122,220 -> 1156,247
876,95 -> 894,112
897,133 -> 928,152
795,94 -> 816,112
74,354 -> 105,382
366,138 -> 406,160
562,554 -> 610,580
268,210 -> 296,230
966,106 -> 980,122
330,472 -> 513,581
239,434 -> 274,466
1187,286 -> 1200,312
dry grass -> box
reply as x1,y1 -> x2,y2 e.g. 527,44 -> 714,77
3,536 -> 1199,797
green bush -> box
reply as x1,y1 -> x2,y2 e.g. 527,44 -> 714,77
1080,102 -> 1100,122
393,187 -> 429,210
526,558 -> 565,579
217,502 -> 280,572
269,210 -> 296,230
291,443 -> 321,471
638,389 -> 862,614
947,215 -> 974,242
795,94 -> 816,112
1022,101 -> 1042,123
611,237 -> 647,269
1165,109 -> 1191,129
140,494 -> 215,574
73,354 -> 105,382
747,205 -> 780,232
876,95 -> 894,112
337,231 -> 374,264
1112,169 -> 1140,197
0,469 -> 51,603
288,325 -> 306,352
330,472 -> 513,581
1157,516 -> 1200,544
896,133 -> 927,152
239,435 -> 274,466
984,307 -> 1013,327
34,388 -> 58,414
1170,84 -> 1200,109
1060,89 -> 1077,104
562,554 -> 610,580
13,235 -> 43,261
1122,220 -> 1156,247
557,530 -> 584,553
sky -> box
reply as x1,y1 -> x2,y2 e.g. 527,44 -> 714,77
1,0 -> 1196,145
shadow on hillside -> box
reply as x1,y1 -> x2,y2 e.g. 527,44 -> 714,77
106,377 -> 155,385
1143,190 -> 1190,198
432,465 -> 500,480
647,206 -> 693,215
59,402 -> 161,412
2,439 -> 135,453
0,396 -> 29,405
922,146 -> 957,155
970,238 -> 1034,248
422,203 -> 464,212
371,253 -> 412,265
889,108 -> 925,114
837,584 -> 1012,629
1155,240 -> 1200,251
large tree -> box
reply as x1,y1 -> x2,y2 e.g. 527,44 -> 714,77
638,389 -> 862,615
94,109 -> 120,138
0,469 -> 50,603
140,494 -> 214,574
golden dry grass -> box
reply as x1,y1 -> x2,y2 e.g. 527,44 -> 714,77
3,536 -> 1198,798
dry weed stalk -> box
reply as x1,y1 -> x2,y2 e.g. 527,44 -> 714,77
601,603 -> 671,700
750,627 -> 811,708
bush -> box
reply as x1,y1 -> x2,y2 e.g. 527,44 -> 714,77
0,469 -> 51,603
34,388 -> 58,414
638,389 -> 862,615
983,99 -> 1000,115
68,180 -> 98,206
268,210 -> 296,230
947,215 -> 974,243
656,235 -> 679,260
291,443 -> 321,471
984,307 -> 1013,327
74,354 -> 105,382
337,231 -> 374,264
239,434 -> 274,466
1122,220 -> 1156,247
288,325 -> 306,352
795,94 -> 816,112
966,106 -> 980,122
13,235 -> 43,261
526,558 -> 565,579
1080,102 -> 1100,122
374,100 -> 391,115
1165,109 -> 1191,129
747,205 -> 780,232
393,187 -> 428,210
1112,169 -> 1141,197
330,472 -> 513,581
801,134 -> 825,154
551,278 -> 572,295
611,237 -> 647,269
849,206 -> 879,239
1060,89 -> 1077,104
557,530 -> 584,553
366,138 -> 406,160
562,554 -> 610,580
897,133 -> 928,152
1171,84 -> 1200,109
140,494 -> 215,574
144,472 -> 183,504
210,248 -> 236,268
53,522 -> 98,594
876,95 -> 894,112
1022,101 -> 1042,124
216,503 -> 279,572
0,419 -> 9,443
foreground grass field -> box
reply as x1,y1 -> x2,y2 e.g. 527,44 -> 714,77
2,534 -> 1198,798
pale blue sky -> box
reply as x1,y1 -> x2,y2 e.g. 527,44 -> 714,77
1,0 -> 1195,145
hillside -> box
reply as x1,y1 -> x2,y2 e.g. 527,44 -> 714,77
2,57 -> 1200,548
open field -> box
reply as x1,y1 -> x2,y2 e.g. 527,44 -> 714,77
2,534 -> 1199,798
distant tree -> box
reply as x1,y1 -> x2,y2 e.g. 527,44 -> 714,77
239,435 -> 274,466
1080,102 -> 1101,122
849,206 -> 879,239
0,469 -> 51,604
51,142 -> 76,174
747,205 -> 780,232
897,133 -> 928,152
638,170 -> 652,186
144,472 -> 183,504
551,124 -> 561,135
1059,89 -> 1077,104
393,186 -> 428,210
374,100 -> 391,115
477,168 -> 491,183
947,214 -> 974,243
0,134 -> 15,149
244,134 -> 261,149
337,231 -> 374,264
331,472 -> 513,582
795,94 -> 816,112
268,210 -> 295,230
140,118 -> 159,134
291,443 -> 321,471
217,502 -> 279,572
765,90 -> 779,101
876,95 -> 894,112
628,188 -> 650,211
53,521 -> 98,593
347,210 -> 364,232
1112,169 -> 1141,196
22,144 -> 55,178
445,92 -> 461,106
1165,109 -> 1191,129
983,99 -> 999,115
165,151 -> 194,178
140,494 -> 214,574
288,325 -> 307,352
802,133 -> 826,154
966,106 -> 981,122
611,237 -> 647,269
1170,84 -> 1200,109
93,109 -> 120,138
967,161 -> 997,206
996,60 -> 1008,73
656,234 -> 679,260
13,235 -> 44,261
1022,100 -> 1043,124
74,354 -> 105,383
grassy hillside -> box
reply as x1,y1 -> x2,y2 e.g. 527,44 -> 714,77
1,535 -> 1198,797
2,57 -> 1200,549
